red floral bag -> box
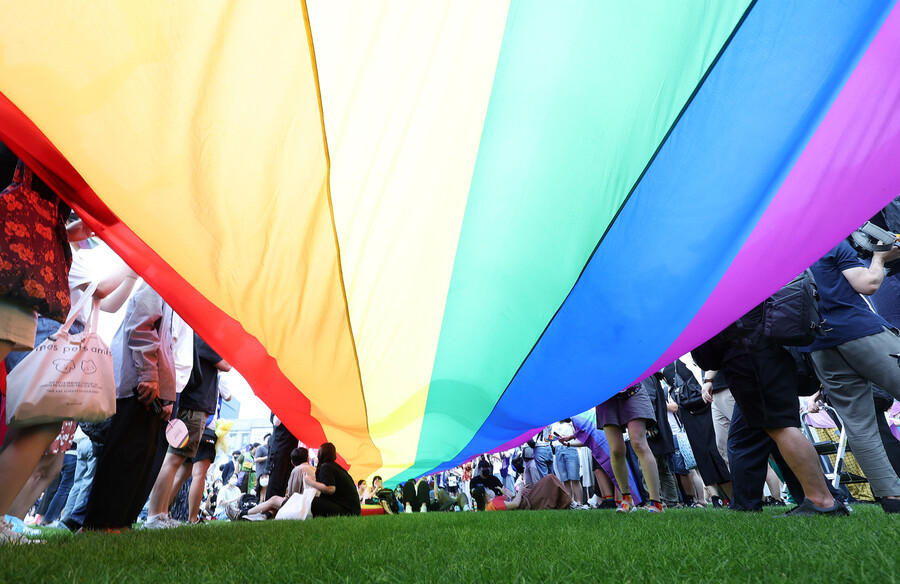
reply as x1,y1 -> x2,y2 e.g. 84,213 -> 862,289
0,161 -> 71,322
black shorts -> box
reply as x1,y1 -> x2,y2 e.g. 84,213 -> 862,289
719,331 -> 801,430
189,440 -> 216,464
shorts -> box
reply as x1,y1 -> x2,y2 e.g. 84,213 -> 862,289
554,445 -> 581,481
189,439 -> 216,464
167,408 -> 208,458
721,332 -> 800,429
596,386 -> 656,429
0,297 -> 37,351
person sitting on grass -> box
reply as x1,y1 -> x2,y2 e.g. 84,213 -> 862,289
364,475 -> 401,514
214,476 -> 241,520
401,477 -> 432,512
303,442 -> 361,517
231,447 -> 315,520
357,479 -> 367,504
470,459 -> 504,511
433,484 -> 469,512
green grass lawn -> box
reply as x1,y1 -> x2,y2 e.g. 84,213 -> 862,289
3,505 -> 899,583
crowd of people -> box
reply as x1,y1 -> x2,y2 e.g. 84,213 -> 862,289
3,142 -> 900,544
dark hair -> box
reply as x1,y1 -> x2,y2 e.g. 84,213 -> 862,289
290,447 -> 308,466
357,479 -> 366,487
232,451 -> 240,457
477,459 -> 491,469
373,475 -> 383,484
318,442 -> 337,464
263,433 -> 271,441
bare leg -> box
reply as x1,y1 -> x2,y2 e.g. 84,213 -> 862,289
765,463 -> 783,501
245,496 -> 283,516
148,452 -> 188,517
593,467 -> 615,498
566,480 -> 583,504
688,470 -> 707,504
169,461 -> 193,509
188,459 -> 212,523
765,427 -> 833,507
603,426 -> 632,498
2,423 -> 64,518
627,419 -> 660,502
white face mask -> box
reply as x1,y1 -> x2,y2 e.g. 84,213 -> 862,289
260,476 -> 269,487
228,478 -> 237,486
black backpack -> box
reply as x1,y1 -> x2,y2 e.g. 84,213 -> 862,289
761,269 -> 822,347
238,493 -> 259,512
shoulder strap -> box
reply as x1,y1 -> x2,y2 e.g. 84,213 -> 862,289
56,280 -> 99,335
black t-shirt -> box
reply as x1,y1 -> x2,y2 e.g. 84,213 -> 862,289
177,333 -> 223,415
316,462 -> 361,515
469,473 -> 503,496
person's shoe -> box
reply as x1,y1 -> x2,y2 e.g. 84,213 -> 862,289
60,517 -> 81,532
242,513 -> 268,522
615,499 -> 633,513
598,499 -> 618,510
163,515 -> 183,527
692,502 -> 708,508
880,497 -> 900,513
646,501 -> 665,514
419,504 -> 427,513
404,503 -> 412,513
142,514 -> 173,529
462,505 -> 471,512
780,498 -> 849,517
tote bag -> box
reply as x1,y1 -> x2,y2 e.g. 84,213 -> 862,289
6,282 -> 116,427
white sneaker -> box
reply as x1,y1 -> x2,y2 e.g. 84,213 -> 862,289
462,505 -> 471,512
419,504 -> 427,513
163,515 -> 182,527
405,504 -> 412,513
142,514 -> 173,529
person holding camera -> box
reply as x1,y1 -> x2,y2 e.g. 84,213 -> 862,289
804,237 -> 900,513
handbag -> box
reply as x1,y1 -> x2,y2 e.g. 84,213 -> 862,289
275,488 -> 315,520
673,367 -> 709,415
675,431 -> 697,470
0,161 -> 72,323
5,282 -> 116,427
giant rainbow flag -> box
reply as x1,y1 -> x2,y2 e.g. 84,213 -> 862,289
1,1 -> 899,482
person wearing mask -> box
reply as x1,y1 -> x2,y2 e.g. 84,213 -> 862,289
215,476 -> 242,520
470,459 -> 504,511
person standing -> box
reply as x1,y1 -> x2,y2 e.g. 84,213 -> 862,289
83,283 -> 177,530
596,383 -> 664,513
144,333 -> 230,528
805,238 -> 900,513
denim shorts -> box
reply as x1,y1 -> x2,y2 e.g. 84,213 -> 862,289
554,445 -> 581,481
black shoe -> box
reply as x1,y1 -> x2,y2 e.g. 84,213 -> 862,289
880,498 -> 900,513
597,499 -> 618,510
780,498 -> 849,517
